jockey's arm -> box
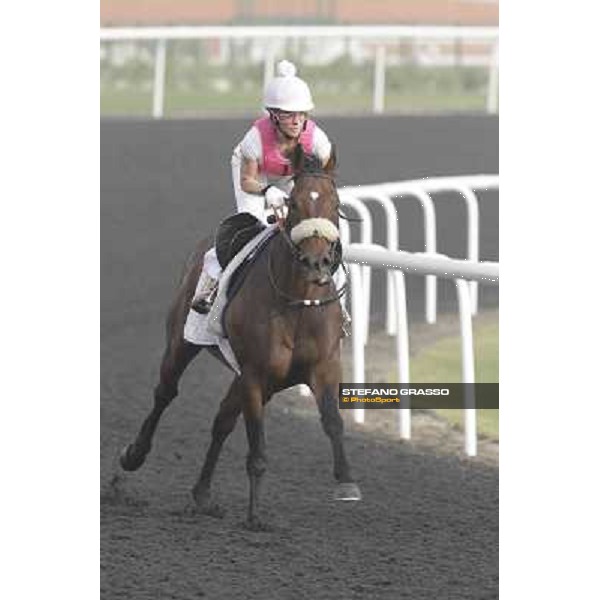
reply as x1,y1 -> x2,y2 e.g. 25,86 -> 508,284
240,157 -> 265,195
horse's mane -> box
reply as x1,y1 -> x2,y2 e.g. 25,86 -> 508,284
289,143 -> 336,179
299,152 -> 326,175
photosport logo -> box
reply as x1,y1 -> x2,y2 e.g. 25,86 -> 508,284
338,384 -> 499,410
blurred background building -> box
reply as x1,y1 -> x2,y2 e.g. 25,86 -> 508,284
101,1 -> 498,27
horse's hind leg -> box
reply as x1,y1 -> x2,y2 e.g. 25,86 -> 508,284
120,340 -> 201,471
190,377 -> 243,516
310,362 -> 361,501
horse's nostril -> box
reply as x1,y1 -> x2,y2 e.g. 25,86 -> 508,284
299,253 -> 331,273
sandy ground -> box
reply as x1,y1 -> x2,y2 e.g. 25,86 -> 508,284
101,314 -> 498,599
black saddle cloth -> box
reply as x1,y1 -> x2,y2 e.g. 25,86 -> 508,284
215,213 -> 267,270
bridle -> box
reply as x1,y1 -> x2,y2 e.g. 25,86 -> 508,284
267,171 -> 348,308
267,247 -> 348,309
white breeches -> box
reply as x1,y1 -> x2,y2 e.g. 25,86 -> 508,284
203,246 -> 222,279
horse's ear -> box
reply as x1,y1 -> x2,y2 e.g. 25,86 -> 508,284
291,143 -> 305,174
324,144 -> 337,175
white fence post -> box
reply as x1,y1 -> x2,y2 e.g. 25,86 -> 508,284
263,43 -> 276,92
455,278 -> 477,457
373,44 -> 386,114
456,185 -> 481,313
349,263 -> 365,424
392,271 -> 411,440
487,40 -> 499,114
152,38 -> 167,119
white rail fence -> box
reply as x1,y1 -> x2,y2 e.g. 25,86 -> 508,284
344,244 -> 499,457
100,25 -> 499,118
339,175 -> 499,336
337,174 -> 499,456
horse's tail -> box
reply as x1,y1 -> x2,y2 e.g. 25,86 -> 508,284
177,237 -> 210,285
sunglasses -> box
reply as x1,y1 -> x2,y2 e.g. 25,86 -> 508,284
276,111 -> 307,121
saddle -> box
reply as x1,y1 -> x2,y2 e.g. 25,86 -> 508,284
215,213 -> 267,270
211,214 -> 276,338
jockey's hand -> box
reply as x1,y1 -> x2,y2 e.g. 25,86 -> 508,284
264,186 -> 288,210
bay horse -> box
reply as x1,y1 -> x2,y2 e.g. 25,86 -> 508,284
119,145 -> 361,530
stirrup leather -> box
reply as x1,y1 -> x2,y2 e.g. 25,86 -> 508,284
191,273 -> 219,315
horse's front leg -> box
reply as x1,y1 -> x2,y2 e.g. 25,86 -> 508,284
242,374 -> 269,530
120,340 -> 201,471
310,361 -> 361,501
190,377 -> 243,517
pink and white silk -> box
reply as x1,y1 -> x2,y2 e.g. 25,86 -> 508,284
254,116 -> 316,177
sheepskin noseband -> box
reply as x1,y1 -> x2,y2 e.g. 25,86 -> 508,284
290,218 -> 340,244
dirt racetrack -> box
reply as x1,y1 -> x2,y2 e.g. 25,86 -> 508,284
101,347 -> 498,600
101,116 -> 498,599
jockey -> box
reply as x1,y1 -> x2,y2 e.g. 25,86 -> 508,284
191,60 -> 349,333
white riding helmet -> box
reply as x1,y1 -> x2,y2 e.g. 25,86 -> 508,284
263,60 -> 315,112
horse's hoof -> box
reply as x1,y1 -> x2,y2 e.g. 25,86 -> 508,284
334,482 -> 362,501
119,444 -> 147,472
201,502 -> 226,519
244,516 -> 271,532
191,488 -> 226,518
